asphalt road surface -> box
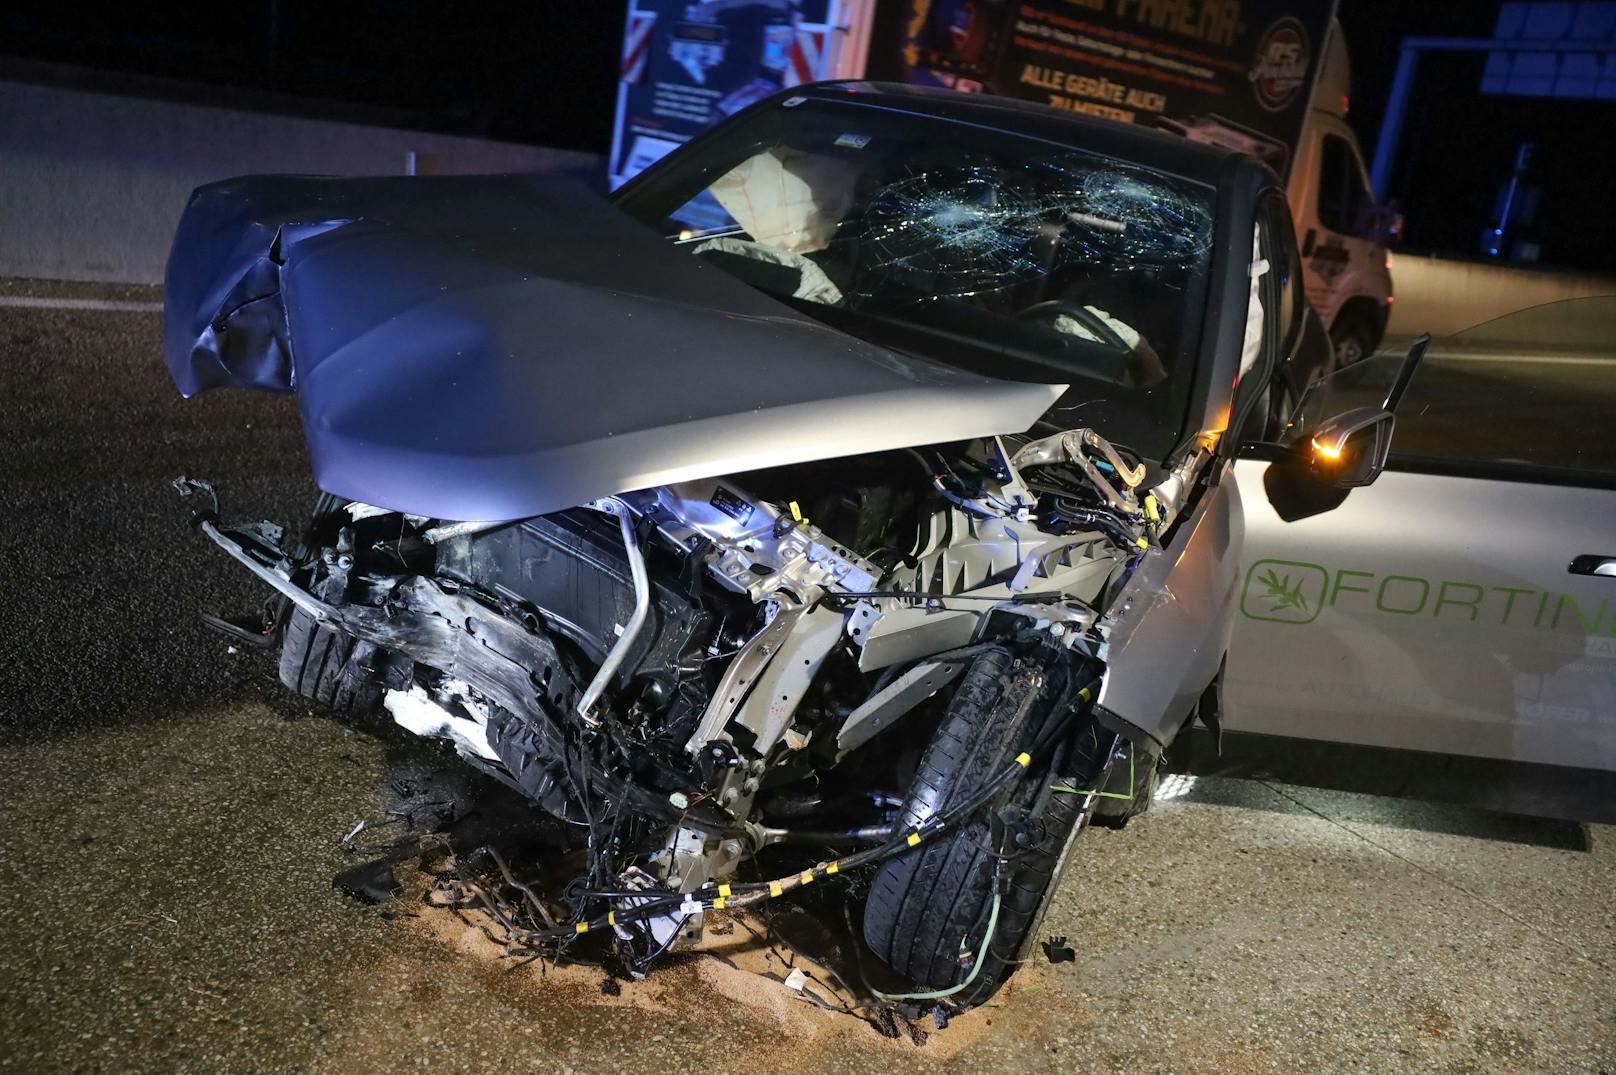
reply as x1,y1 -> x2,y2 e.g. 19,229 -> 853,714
2,278 -> 1614,1074
1335,337 -> 1616,477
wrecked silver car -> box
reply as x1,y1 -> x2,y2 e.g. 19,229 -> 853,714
165,83 -> 1420,1009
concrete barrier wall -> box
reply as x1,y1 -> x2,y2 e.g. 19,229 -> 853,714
0,80 -> 602,284
1385,252 -> 1616,338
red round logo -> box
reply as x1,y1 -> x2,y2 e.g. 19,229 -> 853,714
1250,18 -> 1310,112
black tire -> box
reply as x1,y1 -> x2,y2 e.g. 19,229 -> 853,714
1328,308 -> 1377,375
862,648 -> 1105,1008
278,607 -> 390,717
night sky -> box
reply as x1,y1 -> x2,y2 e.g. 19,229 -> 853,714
0,3 -> 629,152
1338,0 -> 1616,272
2,2 -> 1612,271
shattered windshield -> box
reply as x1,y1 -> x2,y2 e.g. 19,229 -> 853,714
615,100 -> 1217,461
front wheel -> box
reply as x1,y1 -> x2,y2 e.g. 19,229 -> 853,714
1329,309 -> 1378,375
278,607 -> 393,717
861,648 -> 1108,1009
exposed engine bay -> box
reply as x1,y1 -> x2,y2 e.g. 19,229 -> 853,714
178,422 -> 1202,1001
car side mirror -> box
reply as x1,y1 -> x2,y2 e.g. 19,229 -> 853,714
1250,334 -> 1427,522
1261,409 -> 1392,520
1305,406 -> 1395,486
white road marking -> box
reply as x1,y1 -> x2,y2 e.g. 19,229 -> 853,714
1384,337 -> 1616,368
0,295 -> 162,312
1430,351 -> 1616,368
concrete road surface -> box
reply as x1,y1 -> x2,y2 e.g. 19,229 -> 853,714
2,279 -> 1614,1074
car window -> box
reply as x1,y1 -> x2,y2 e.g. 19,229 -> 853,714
1317,134 -> 1367,237
615,100 -> 1218,464
1297,297 -> 1616,484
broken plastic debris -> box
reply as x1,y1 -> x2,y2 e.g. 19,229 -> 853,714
333,859 -> 403,905
1042,934 -> 1077,963
782,967 -> 808,992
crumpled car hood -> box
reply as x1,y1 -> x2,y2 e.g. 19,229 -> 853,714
164,174 -> 1064,521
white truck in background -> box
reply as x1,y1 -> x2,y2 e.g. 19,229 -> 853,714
1138,19 -> 1394,364
1281,20 -> 1396,366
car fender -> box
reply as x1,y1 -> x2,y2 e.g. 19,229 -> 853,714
1093,475 -> 1243,749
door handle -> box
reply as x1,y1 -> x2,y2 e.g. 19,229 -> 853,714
1568,555 -> 1616,578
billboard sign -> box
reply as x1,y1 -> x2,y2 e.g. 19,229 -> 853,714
890,0 -> 1338,176
610,0 -> 842,189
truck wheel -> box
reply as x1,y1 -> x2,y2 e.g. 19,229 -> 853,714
862,648 -> 1105,1008
278,607 -> 390,717
1329,309 -> 1377,373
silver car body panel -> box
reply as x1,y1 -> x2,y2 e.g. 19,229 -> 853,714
1095,470 -> 1243,745
1228,463 -> 1616,772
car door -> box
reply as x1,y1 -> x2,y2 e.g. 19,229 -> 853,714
1095,192 -> 1327,751
1227,297 -> 1616,774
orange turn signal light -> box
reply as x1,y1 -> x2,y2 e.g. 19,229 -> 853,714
1311,436 -> 1342,461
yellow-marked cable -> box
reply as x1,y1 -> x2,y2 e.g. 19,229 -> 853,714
524,686 -> 1102,945
607,911 -> 617,926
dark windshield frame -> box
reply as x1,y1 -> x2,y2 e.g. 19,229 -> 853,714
613,95 -> 1222,464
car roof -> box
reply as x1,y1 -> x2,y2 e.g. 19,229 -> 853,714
787,81 -> 1250,188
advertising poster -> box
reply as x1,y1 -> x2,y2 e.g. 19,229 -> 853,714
889,0 -> 1338,177
610,0 -> 841,190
